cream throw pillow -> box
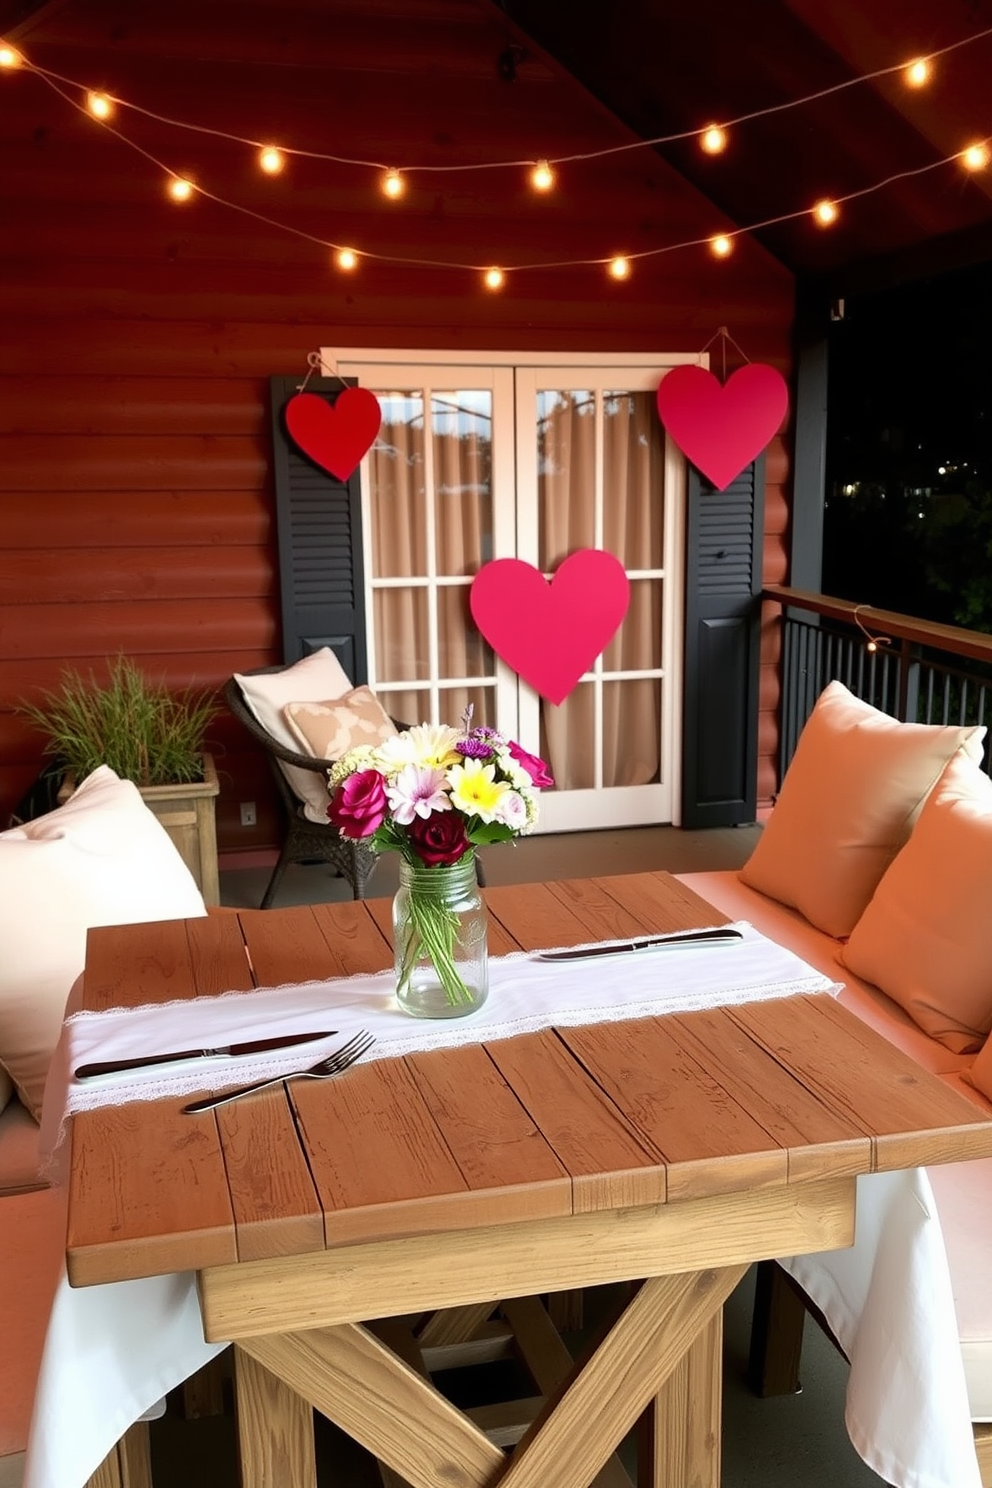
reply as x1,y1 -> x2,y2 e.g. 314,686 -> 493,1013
0,766 -> 206,1118
283,686 -> 397,762
234,647 -> 352,823
740,680 -> 986,938
840,752 -> 992,1053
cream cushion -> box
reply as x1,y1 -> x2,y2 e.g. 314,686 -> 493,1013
0,766 -> 206,1118
283,686 -> 397,763
739,680 -> 985,938
234,648 -> 352,823
840,753 -> 992,1052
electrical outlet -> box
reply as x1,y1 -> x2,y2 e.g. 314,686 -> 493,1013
239,801 -> 256,827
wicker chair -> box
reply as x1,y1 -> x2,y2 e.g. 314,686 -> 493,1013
224,669 -> 387,909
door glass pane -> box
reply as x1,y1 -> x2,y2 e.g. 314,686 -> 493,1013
603,391 -> 665,569
603,679 -> 660,786
432,391 -> 494,576
437,585 -> 494,677
439,685 -> 498,730
537,390 -> 595,570
603,579 -> 662,671
373,588 -> 429,681
370,392 -> 426,576
540,685 -> 595,791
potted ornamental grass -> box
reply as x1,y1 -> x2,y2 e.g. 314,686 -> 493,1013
18,655 -> 221,902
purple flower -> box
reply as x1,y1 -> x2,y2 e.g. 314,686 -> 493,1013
328,769 -> 388,838
455,737 -> 492,759
507,740 -> 554,789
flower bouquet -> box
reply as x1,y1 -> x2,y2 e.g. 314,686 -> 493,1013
327,714 -> 552,1016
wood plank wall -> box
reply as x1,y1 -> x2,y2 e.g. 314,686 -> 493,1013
0,0 -> 795,858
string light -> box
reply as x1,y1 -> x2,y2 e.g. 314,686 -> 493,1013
700,125 -> 727,155
85,90 -> 112,119
334,247 -> 358,271
258,146 -> 285,175
483,266 -> 505,291
530,159 -> 555,192
6,33 -> 992,290
381,168 -> 405,199
961,142 -> 990,170
853,605 -> 891,654
166,176 -> 195,202
905,57 -> 931,87
608,255 -> 631,280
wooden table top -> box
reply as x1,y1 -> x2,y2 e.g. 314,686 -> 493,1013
67,871 -> 992,1296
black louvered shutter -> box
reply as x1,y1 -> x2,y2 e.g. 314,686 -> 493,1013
269,375 -> 369,680
680,456 -> 764,827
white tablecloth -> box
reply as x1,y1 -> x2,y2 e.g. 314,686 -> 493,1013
22,925 -> 976,1488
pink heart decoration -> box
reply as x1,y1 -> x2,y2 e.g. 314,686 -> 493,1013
284,388 -> 382,481
656,362 -> 789,491
470,551 -> 630,706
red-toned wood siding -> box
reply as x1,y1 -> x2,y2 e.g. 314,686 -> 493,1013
0,0 -> 795,852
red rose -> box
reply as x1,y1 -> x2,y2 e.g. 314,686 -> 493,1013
407,811 -> 470,866
328,769 -> 388,838
507,739 -> 554,789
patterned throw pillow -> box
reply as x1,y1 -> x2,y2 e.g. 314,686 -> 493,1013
283,686 -> 397,762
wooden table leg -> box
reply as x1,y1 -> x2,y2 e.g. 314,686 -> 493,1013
239,1263 -> 746,1488
84,1422 -> 152,1488
637,1310 -> 722,1488
233,1344 -> 316,1488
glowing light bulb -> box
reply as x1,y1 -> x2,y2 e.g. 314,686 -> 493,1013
0,43 -> 22,68
700,125 -> 727,155
709,234 -> 733,258
335,247 -> 358,271
530,158 -> 555,192
258,146 -> 285,175
608,256 -> 630,280
866,639 -> 878,653
962,143 -> 990,171
484,267 -> 504,291
167,177 -> 195,202
905,57 -> 930,87
813,198 -> 838,226
382,168 -> 405,199
86,91 -> 113,119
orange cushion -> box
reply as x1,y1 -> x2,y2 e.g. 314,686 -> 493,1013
739,680 -> 985,938
970,1031 -> 992,1101
840,752 -> 992,1053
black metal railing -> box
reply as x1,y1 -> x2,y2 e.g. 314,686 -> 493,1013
764,585 -> 992,779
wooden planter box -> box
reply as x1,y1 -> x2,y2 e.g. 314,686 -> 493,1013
59,753 -> 220,906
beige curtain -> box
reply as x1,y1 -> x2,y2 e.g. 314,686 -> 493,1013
371,385 -> 663,786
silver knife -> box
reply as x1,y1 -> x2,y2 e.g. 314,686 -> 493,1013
74,1029 -> 339,1080
534,927 -> 743,961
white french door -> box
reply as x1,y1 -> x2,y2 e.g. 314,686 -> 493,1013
327,348 -> 693,832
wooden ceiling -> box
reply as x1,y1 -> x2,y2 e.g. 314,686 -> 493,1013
4,0 -> 991,293
503,0 -> 992,293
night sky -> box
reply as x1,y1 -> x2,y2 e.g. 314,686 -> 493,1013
823,259 -> 992,624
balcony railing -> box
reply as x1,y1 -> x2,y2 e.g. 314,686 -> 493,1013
763,585 -> 992,778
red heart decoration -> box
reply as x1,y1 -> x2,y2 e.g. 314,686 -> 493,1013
656,362 -> 788,491
284,388 -> 382,481
470,551 -> 630,706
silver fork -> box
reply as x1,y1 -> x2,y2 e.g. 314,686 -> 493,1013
182,1030 -> 375,1114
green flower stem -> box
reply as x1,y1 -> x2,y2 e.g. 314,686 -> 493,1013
396,857 -> 476,1007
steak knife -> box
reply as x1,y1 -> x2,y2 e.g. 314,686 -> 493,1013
74,1029 -> 338,1080
534,927 -> 743,961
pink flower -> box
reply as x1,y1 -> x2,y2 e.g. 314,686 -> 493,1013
507,740 -> 554,789
407,811 -> 470,866
328,769 -> 388,838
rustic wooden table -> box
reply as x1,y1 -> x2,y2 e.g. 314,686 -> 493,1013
68,872 -> 992,1488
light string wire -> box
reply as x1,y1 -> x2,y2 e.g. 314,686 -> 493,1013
15,22 -> 992,173
6,35 -> 992,277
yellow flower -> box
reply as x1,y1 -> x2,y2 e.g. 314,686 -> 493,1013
378,723 -> 460,773
447,758 -> 509,823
